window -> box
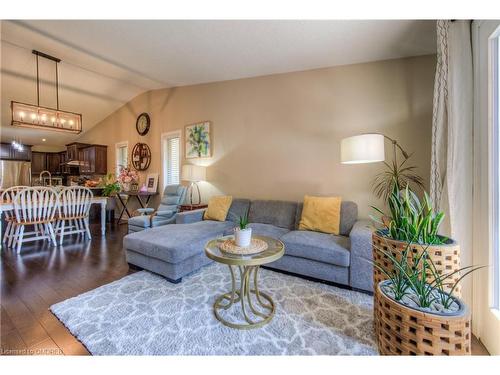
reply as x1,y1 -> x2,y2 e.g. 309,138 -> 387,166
115,142 -> 128,176
494,34 -> 500,310
161,131 -> 181,186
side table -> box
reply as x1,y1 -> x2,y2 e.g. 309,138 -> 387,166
204,235 -> 285,330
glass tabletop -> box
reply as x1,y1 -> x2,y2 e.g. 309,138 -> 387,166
205,235 -> 284,266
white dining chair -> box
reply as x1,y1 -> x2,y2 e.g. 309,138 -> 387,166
11,187 -> 58,253
55,186 -> 93,245
1,186 -> 28,248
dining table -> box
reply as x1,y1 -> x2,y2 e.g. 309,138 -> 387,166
0,196 -> 108,236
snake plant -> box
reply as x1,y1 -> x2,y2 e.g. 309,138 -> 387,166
238,211 -> 249,230
373,241 -> 484,309
371,182 -> 446,245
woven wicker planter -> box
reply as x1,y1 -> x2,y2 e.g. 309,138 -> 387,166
372,230 -> 461,296
375,281 -> 471,355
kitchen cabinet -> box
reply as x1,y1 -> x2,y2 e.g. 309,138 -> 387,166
0,143 -> 11,159
59,151 -> 66,164
81,145 -> 107,175
66,142 -> 89,161
80,147 -> 91,173
66,143 -> 78,161
31,152 -> 63,175
46,153 -> 61,174
59,151 -> 67,174
0,142 -> 32,161
31,152 -> 47,174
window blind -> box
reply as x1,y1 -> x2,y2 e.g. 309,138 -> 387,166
166,136 -> 180,185
116,145 -> 128,175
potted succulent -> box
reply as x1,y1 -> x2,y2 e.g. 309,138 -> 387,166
234,212 -> 252,247
371,184 -> 460,295
373,240 -> 483,355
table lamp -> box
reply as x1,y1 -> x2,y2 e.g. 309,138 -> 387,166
181,164 -> 207,205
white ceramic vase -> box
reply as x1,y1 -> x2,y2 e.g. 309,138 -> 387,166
234,228 -> 252,247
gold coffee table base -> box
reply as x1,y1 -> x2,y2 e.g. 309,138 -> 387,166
214,265 -> 275,330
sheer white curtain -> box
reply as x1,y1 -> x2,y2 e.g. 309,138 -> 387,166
430,20 -> 474,306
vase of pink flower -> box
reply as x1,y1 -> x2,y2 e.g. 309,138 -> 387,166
117,166 -> 139,192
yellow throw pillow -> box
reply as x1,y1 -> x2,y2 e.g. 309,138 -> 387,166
299,195 -> 342,235
204,196 -> 233,222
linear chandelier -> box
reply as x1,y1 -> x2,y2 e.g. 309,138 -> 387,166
11,50 -> 82,134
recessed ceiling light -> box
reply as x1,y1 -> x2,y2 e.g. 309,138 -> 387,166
42,138 -> 46,142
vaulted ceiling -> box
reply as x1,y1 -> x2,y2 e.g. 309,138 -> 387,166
0,20 -> 436,147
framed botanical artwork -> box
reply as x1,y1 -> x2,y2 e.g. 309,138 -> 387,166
145,173 -> 159,193
185,121 -> 212,159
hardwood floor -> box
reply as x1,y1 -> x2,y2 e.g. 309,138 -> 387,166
0,222 -> 491,356
1,222 -> 133,355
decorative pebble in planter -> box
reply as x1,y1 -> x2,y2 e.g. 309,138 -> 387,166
375,280 -> 471,356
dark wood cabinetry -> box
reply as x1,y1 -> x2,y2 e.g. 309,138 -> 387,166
1,141 -> 107,177
0,142 -> 32,161
31,151 -> 63,175
66,142 -> 89,161
80,148 -> 91,174
64,142 -> 107,175
46,153 -> 61,174
80,145 -> 107,175
58,151 -> 67,174
31,151 -> 47,174
66,143 -> 78,161
0,143 -> 9,160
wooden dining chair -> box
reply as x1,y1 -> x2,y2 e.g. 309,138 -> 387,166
1,186 -> 28,248
11,187 -> 58,253
55,186 -> 93,245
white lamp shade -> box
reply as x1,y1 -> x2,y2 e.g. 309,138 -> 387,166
340,134 -> 385,164
181,164 -> 206,182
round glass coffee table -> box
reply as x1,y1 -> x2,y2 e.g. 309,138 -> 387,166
205,235 -> 284,330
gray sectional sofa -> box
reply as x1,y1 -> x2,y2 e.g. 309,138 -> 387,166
123,198 -> 374,292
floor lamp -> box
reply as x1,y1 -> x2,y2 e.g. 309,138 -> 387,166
181,164 -> 206,205
340,133 -> 424,200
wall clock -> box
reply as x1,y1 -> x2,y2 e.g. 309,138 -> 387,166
136,113 -> 150,136
131,143 -> 151,171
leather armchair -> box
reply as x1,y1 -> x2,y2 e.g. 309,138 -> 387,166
128,184 -> 187,233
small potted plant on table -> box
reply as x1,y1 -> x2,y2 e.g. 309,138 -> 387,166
234,212 -> 252,247
374,241 -> 483,355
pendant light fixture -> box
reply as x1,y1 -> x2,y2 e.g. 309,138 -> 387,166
11,50 -> 82,134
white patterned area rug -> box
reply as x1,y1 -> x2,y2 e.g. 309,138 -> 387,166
50,263 -> 377,355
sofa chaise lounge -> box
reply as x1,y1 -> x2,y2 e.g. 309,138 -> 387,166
123,198 -> 374,292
